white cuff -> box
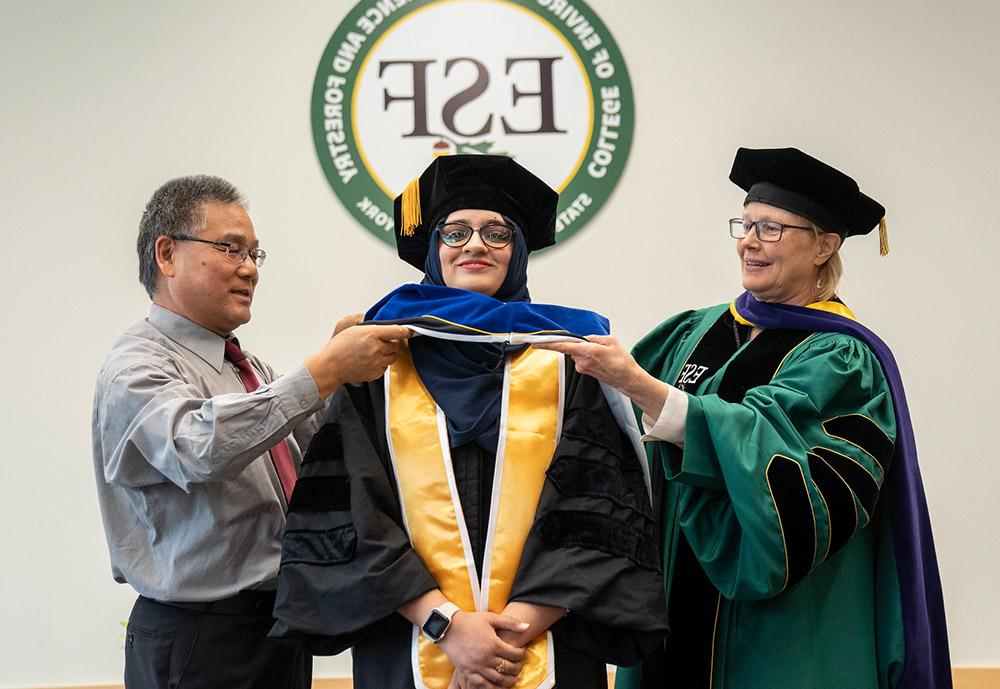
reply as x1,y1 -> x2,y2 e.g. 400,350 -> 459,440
641,385 -> 688,446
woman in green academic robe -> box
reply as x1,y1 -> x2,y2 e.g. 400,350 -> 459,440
536,147 -> 951,689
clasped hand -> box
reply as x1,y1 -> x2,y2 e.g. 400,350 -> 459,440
440,611 -> 528,689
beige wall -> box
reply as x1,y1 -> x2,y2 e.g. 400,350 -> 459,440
1,0 -> 997,686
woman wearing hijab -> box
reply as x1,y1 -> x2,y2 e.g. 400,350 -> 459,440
538,148 -> 951,689
270,155 -> 667,689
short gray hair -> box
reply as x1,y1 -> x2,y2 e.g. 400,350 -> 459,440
136,175 -> 248,297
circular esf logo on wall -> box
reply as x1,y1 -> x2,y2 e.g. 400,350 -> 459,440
312,0 -> 634,249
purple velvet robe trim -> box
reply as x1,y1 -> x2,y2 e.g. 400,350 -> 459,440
734,291 -> 951,689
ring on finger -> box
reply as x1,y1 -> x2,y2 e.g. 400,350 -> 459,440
496,659 -> 506,675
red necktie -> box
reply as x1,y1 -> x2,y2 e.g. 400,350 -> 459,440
224,340 -> 297,504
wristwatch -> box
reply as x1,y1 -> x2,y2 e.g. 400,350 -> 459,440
421,602 -> 460,643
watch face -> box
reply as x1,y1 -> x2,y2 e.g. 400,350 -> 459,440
423,610 -> 450,640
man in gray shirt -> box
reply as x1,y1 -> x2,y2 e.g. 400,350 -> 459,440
92,175 -> 409,689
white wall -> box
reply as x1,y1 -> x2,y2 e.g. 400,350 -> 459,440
1,0 -> 997,686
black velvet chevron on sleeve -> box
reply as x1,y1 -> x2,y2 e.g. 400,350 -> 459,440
811,447 -> 879,518
300,421 -> 344,468
807,451 -> 857,559
536,509 -> 659,570
289,475 -> 351,512
282,474 -> 357,566
766,455 -> 817,590
822,414 -> 894,476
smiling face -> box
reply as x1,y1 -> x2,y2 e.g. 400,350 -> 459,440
737,202 -> 841,306
438,208 -> 513,297
153,201 -> 260,336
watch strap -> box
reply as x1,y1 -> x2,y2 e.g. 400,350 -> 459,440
421,601 -> 461,643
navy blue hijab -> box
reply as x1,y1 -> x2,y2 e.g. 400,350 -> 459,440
411,218 -> 530,452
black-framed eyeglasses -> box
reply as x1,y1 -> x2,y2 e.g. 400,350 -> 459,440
729,218 -> 813,242
171,234 -> 267,267
438,222 -> 515,249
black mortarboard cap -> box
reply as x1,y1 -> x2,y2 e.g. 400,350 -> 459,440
393,154 -> 558,269
729,147 -> 888,252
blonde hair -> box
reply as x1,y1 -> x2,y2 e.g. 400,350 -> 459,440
808,221 -> 843,302
816,250 -> 843,302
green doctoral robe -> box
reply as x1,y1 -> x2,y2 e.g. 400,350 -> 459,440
616,303 -> 905,689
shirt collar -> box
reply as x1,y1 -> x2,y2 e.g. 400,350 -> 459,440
148,304 -> 229,372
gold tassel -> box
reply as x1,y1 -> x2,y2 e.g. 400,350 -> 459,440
878,217 -> 889,256
400,178 -> 421,237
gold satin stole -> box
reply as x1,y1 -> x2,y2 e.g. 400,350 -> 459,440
386,342 -> 563,689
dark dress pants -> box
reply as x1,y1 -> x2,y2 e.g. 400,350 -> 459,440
125,596 -> 311,689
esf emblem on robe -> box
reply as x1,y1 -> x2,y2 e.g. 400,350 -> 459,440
676,363 -> 709,389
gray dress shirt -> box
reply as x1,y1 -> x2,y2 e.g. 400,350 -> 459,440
92,304 -> 327,602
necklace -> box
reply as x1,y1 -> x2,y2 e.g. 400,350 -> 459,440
732,320 -> 748,348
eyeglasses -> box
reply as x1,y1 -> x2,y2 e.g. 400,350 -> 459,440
172,234 -> 267,267
729,218 -> 813,242
438,222 -> 515,249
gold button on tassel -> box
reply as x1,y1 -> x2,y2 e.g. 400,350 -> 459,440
401,178 -> 421,237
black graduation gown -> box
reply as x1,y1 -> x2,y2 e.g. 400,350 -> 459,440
270,360 -> 668,689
